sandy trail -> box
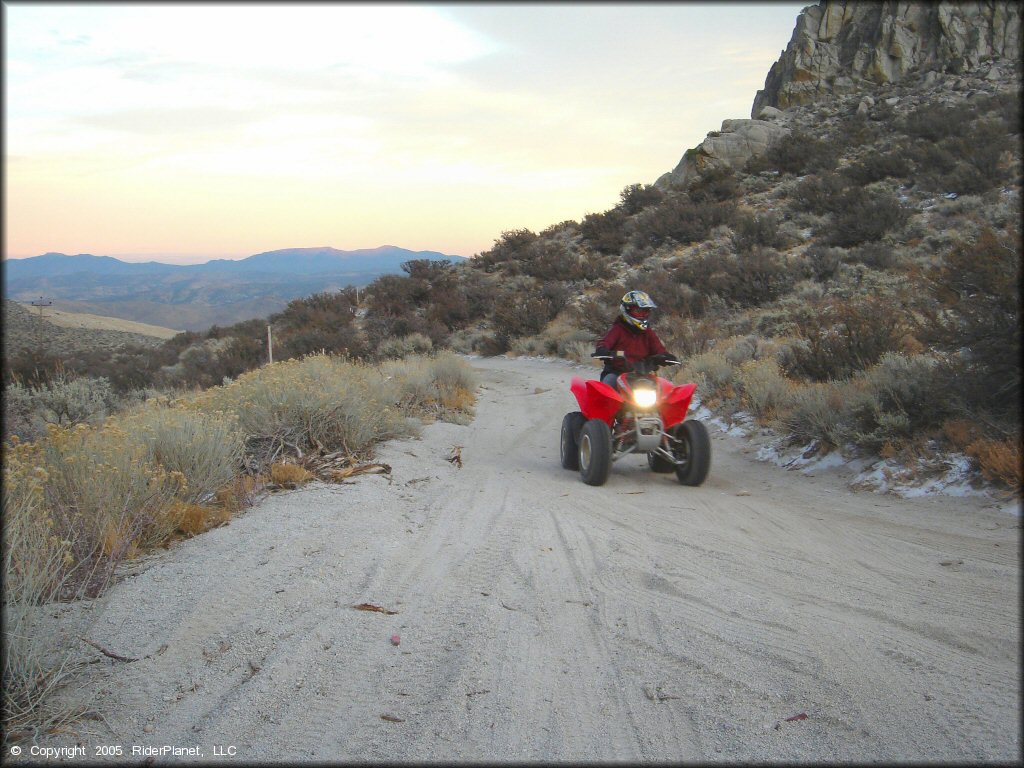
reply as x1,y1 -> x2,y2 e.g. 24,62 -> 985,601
31,356 -> 1020,763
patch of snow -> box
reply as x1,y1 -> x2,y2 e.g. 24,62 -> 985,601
704,401 -> 1013,507
756,438 -> 847,474
808,450 -> 848,472
997,498 -> 1022,517
709,417 -> 747,438
689,395 -> 714,424
756,439 -> 791,468
843,456 -> 873,475
706,409 -> 752,438
850,452 -> 990,500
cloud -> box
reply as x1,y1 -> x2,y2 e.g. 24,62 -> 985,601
75,106 -> 269,136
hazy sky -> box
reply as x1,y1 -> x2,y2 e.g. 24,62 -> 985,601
4,2 -> 808,263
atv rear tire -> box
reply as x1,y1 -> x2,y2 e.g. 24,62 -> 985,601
560,411 -> 585,470
674,420 -> 711,486
579,418 -> 612,486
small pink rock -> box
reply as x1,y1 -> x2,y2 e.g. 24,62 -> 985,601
390,634 -> 401,646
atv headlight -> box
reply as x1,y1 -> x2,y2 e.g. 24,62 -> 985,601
633,387 -> 657,408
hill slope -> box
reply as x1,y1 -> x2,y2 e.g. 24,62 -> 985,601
3,299 -> 173,357
40,307 -> 182,338
3,247 -> 465,331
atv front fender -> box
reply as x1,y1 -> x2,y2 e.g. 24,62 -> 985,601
570,376 -> 623,426
660,382 -> 696,429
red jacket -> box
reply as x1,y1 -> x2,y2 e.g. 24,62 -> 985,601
598,318 -> 667,374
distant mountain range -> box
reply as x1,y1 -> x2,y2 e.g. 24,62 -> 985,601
3,246 -> 466,331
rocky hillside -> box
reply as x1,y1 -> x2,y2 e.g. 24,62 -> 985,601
752,1 -> 1020,114
661,0 -> 1021,187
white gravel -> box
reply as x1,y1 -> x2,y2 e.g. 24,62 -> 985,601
20,355 -> 1021,764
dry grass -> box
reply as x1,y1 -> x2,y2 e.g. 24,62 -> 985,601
967,438 -> 1022,493
2,349 -> 477,735
737,358 -> 793,424
185,353 -> 417,464
378,352 -> 478,425
170,499 -> 232,537
114,405 -> 245,506
42,307 -> 182,338
215,474 -> 263,514
942,419 -> 984,451
2,439 -> 107,732
678,349 -> 738,402
772,381 -> 847,449
270,462 -> 315,486
563,339 -> 598,365
377,332 -> 434,359
31,423 -> 186,580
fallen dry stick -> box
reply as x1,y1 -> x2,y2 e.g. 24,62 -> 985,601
80,637 -> 139,663
323,463 -> 392,482
353,603 -> 399,615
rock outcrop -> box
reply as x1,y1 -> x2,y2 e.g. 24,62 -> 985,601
752,1 -> 1022,116
659,0 -> 1022,189
655,115 -> 789,189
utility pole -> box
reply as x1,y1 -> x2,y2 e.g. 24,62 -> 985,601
30,296 -> 52,320
29,296 -> 53,355
267,324 -> 274,365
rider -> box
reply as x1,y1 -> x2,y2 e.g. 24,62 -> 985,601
594,290 -> 674,388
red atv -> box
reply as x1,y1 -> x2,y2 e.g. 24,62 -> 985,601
561,353 -> 711,487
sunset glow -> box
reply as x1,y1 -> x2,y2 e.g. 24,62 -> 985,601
4,3 -> 807,263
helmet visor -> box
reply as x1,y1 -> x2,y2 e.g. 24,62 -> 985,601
627,307 -> 651,319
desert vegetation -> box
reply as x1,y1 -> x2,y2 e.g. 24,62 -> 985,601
6,73 -> 1020,495
1,351 -> 476,734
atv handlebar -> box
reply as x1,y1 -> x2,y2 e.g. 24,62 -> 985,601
629,354 -> 680,375
591,350 -> 681,372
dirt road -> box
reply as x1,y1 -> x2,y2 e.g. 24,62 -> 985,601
32,356 -> 1020,763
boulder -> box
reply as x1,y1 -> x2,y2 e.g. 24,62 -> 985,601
755,105 -> 785,121
656,118 -> 790,189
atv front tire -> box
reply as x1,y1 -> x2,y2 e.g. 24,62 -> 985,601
560,411 -> 585,470
578,418 -> 612,486
674,420 -> 711,486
